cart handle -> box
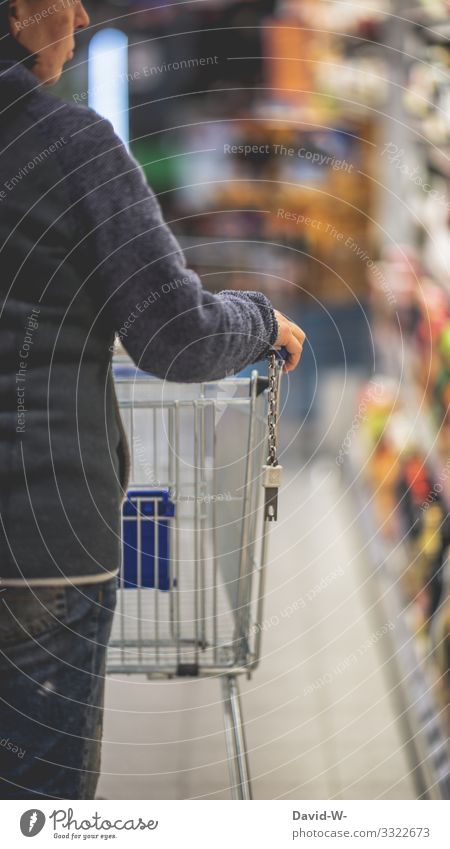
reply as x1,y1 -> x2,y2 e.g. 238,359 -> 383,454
274,346 -> 289,363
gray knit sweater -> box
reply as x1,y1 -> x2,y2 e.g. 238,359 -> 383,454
0,59 -> 278,583
6,63 -> 278,380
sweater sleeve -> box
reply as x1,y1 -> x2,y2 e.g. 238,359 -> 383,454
54,107 -> 278,382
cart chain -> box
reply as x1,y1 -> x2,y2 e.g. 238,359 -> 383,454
267,350 -> 280,466
262,351 -> 283,521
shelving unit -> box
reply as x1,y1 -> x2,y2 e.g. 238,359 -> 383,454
321,0 -> 450,798
349,463 -> 450,799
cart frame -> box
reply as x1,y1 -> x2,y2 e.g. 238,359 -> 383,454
107,358 -> 281,799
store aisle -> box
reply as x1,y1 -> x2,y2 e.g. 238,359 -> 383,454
98,457 -> 415,800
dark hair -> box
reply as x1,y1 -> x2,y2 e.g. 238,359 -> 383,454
0,1 -> 36,67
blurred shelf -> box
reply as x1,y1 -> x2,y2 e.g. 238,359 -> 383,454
403,5 -> 450,30
177,236 -> 286,271
417,21 -> 450,44
428,22 -> 450,42
402,374 -> 450,510
383,340 -> 450,509
426,144 -> 450,178
348,461 -> 450,799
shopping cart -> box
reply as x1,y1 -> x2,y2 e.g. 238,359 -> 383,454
107,352 -> 283,800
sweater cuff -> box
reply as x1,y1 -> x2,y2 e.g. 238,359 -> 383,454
219,289 -> 279,352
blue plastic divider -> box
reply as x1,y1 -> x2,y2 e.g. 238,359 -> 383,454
122,489 -> 175,590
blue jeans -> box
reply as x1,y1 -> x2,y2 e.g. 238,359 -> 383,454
0,579 -> 116,799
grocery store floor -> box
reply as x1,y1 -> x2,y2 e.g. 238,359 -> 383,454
98,403 -> 416,800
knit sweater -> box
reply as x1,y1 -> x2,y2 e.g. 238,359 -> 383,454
0,59 -> 277,584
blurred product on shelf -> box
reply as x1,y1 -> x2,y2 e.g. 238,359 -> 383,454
358,377 -> 399,537
433,323 -> 450,426
396,450 -> 449,623
263,3 -> 318,107
414,282 -> 450,389
431,554 -> 450,726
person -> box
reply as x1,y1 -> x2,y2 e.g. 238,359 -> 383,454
0,0 -> 305,799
